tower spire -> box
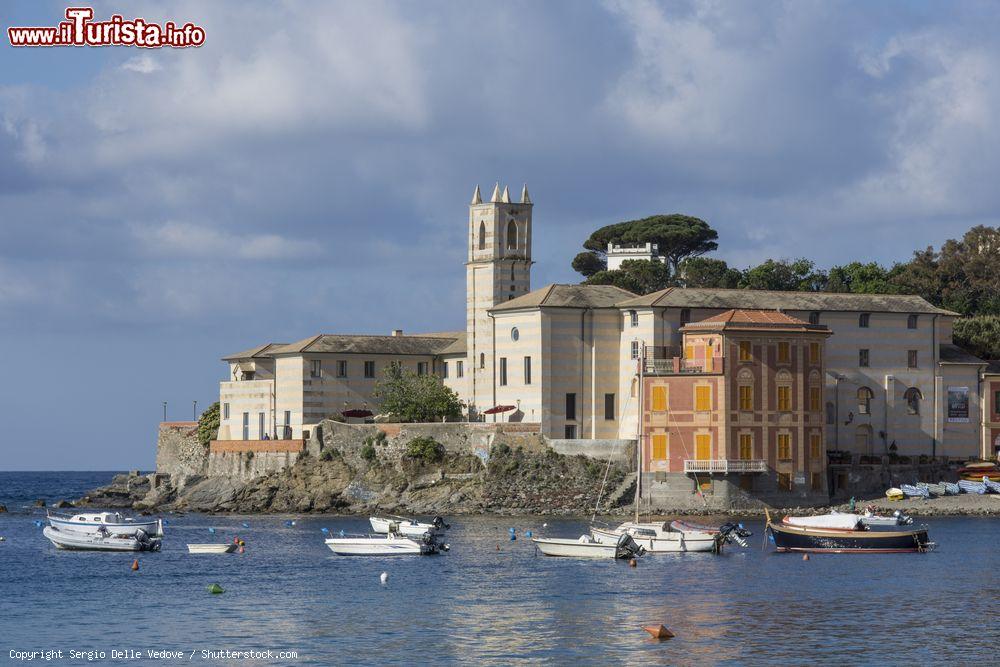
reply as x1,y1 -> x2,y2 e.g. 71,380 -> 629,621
501,185 -> 511,203
520,184 -> 531,204
490,182 -> 501,203
471,184 -> 482,205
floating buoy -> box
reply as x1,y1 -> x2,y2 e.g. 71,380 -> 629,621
629,558 -> 637,568
802,553 -> 810,561
238,545 -> 245,554
208,527 -> 216,534
233,536 -> 239,544
207,583 -> 224,594
542,523 -> 548,528
131,559 -> 139,571
0,536 -> 5,541
380,572 -> 388,585
642,625 -> 675,640
525,530 -> 532,538
241,522 -> 250,529
321,528 -> 329,534
33,520 -> 43,527
238,539 -> 244,547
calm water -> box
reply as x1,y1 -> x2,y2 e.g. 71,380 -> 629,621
1,472 -> 998,666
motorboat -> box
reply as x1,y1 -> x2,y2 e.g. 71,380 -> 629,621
43,525 -> 161,552
325,530 -> 447,556
591,522 -> 718,553
532,533 -> 645,559
670,519 -> 720,534
369,515 -> 448,538
48,511 -> 163,537
783,513 -> 864,531
187,544 -> 238,554
766,510 -> 932,553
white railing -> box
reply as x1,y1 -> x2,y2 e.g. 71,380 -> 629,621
683,459 -> 767,473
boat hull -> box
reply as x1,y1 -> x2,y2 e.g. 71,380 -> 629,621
187,544 -> 237,554
43,526 -> 161,552
368,516 -> 440,538
591,527 -> 716,553
532,537 -> 621,558
768,523 -> 931,553
48,513 -> 162,537
325,536 -> 429,556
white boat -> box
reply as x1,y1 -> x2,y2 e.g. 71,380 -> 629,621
48,511 -> 163,537
832,508 -> 913,526
369,515 -> 447,537
591,522 -> 719,553
43,525 -> 161,552
187,544 -> 238,554
325,531 -> 445,556
532,533 -> 645,559
782,513 -> 864,531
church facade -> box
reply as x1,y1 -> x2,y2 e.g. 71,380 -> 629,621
216,184 -> 989,463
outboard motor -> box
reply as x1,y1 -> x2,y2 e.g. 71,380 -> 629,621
718,522 -> 753,548
432,516 -> 450,530
893,509 -> 914,525
614,533 -> 646,559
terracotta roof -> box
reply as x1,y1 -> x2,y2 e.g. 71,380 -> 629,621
681,309 -> 829,334
938,344 -> 986,365
695,309 -> 810,326
491,284 -> 637,311
616,287 -> 958,315
221,343 -> 287,361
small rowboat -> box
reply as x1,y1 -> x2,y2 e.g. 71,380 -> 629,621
187,544 -> 237,554
765,510 -> 932,554
900,484 -> 930,499
958,479 -> 987,494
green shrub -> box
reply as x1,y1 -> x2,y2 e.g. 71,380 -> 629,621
360,443 -> 377,462
197,402 -> 220,448
320,448 -> 340,461
490,443 -> 511,458
405,436 -> 445,464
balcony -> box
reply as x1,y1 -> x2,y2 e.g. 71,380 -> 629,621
643,357 -> 724,375
683,459 -> 767,474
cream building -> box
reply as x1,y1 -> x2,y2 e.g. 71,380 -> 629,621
216,184 -> 989,461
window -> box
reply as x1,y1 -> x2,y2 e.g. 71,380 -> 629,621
242,412 -> 249,440
630,378 -> 638,398
336,360 -> 348,378
907,350 -> 918,368
859,349 -> 870,367
908,314 -> 918,329
652,434 -> 667,460
685,344 -> 695,360
258,412 -> 266,439
777,433 -> 791,460
442,362 -> 449,379
417,362 -> 428,376
651,385 -> 667,412
739,434 -> 753,460
739,385 -> 753,411
283,410 -> 291,439
629,310 -> 638,327
809,386 -> 821,411
223,403 -> 230,420
523,356 -> 531,385
777,386 -> 791,411
478,221 -> 486,250
777,342 -> 790,363
810,433 -> 822,459
857,386 -> 873,414
680,308 -> 691,326
995,389 -> 1000,414
809,342 -> 820,364
506,220 -> 517,249
808,311 -> 820,325
364,361 -> 376,378
511,327 -> 519,341
859,313 -> 870,328
695,434 -> 711,460
479,353 -> 485,369
630,341 -> 639,360
604,393 -> 615,420
499,357 -> 507,385
811,472 -> 823,491
695,385 -> 711,411
564,425 -> 576,438
739,341 -> 752,362
826,401 -> 835,425
310,360 -> 322,378
778,472 -> 792,491
456,360 -> 464,378
566,393 -> 576,421
904,387 -> 922,415
240,370 -> 256,381
855,425 -> 873,455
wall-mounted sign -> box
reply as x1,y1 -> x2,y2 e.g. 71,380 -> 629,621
947,386 -> 970,423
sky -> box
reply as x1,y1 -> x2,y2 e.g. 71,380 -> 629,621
2,0 -> 999,470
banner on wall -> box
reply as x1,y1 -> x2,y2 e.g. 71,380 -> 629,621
947,386 -> 970,423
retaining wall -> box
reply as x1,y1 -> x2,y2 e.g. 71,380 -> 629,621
155,422 -> 206,478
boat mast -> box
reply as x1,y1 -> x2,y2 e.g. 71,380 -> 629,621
635,342 -> 645,525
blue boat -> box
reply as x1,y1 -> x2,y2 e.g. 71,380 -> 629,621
958,479 -> 987,494
900,484 -> 930,499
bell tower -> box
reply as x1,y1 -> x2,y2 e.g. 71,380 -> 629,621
466,182 -> 533,415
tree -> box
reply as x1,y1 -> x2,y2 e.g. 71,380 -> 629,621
571,251 -> 606,277
584,259 -> 674,295
953,315 -> 1000,359
739,259 -> 828,292
373,364 -> 463,422
574,214 -> 719,277
197,402 -> 220,448
826,262 -> 902,294
678,257 -> 742,288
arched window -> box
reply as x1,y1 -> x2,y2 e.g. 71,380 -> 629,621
904,387 -> 922,415
629,310 -> 638,327
907,314 -> 918,329
506,220 -> 517,249
857,386 -> 873,415
478,222 -> 486,250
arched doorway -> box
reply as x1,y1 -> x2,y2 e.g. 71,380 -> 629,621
854,425 -> 873,456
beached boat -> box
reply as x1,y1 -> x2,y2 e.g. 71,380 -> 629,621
47,511 -> 163,537
765,510 -> 932,554
325,531 -> 447,556
369,515 -> 448,538
885,488 -> 904,501
900,484 -> 930,499
187,544 -> 237,554
591,522 -> 718,553
943,482 -> 960,495
532,533 -> 645,559
958,479 -> 987,494
917,482 -> 948,496
43,525 -> 161,552
983,478 -> 1000,493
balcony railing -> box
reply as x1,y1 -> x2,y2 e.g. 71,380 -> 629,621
683,459 -> 767,474
643,357 -> 724,375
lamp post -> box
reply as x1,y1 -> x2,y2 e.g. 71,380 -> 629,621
162,402 -> 167,422
193,400 -> 198,421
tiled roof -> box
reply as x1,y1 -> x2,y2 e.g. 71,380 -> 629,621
938,344 -> 986,365
491,284 -> 637,311
221,343 -> 288,361
268,333 -> 459,356
681,309 -> 829,334
616,287 -> 958,315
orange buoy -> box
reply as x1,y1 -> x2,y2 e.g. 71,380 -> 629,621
629,558 -> 637,568
642,625 -> 674,640
238,545 -> 245,554
802,553 -> 810,561
131,559 -> 139,571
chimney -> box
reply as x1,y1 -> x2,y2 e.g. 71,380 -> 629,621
391,329 -> 404,337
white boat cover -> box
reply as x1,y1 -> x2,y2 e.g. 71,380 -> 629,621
783,514 -> 863,530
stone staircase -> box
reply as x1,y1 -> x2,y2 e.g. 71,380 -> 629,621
603,472 -> 637,509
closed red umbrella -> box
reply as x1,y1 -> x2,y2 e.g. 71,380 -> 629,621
482,405 -> 516,415
341,409 -> 373,418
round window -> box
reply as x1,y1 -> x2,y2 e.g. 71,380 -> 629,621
511,327 -> 520,341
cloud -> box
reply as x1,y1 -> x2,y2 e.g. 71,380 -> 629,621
120,55 -> 161,74
131,221 -> 321,261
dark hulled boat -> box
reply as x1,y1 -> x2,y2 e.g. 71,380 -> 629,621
765,510 -> 932,554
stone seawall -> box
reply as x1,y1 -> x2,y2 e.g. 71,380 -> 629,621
155,422 -> 205,477
205,450 -> 304,481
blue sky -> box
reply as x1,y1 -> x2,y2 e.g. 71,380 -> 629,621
2,0 -> 999,470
